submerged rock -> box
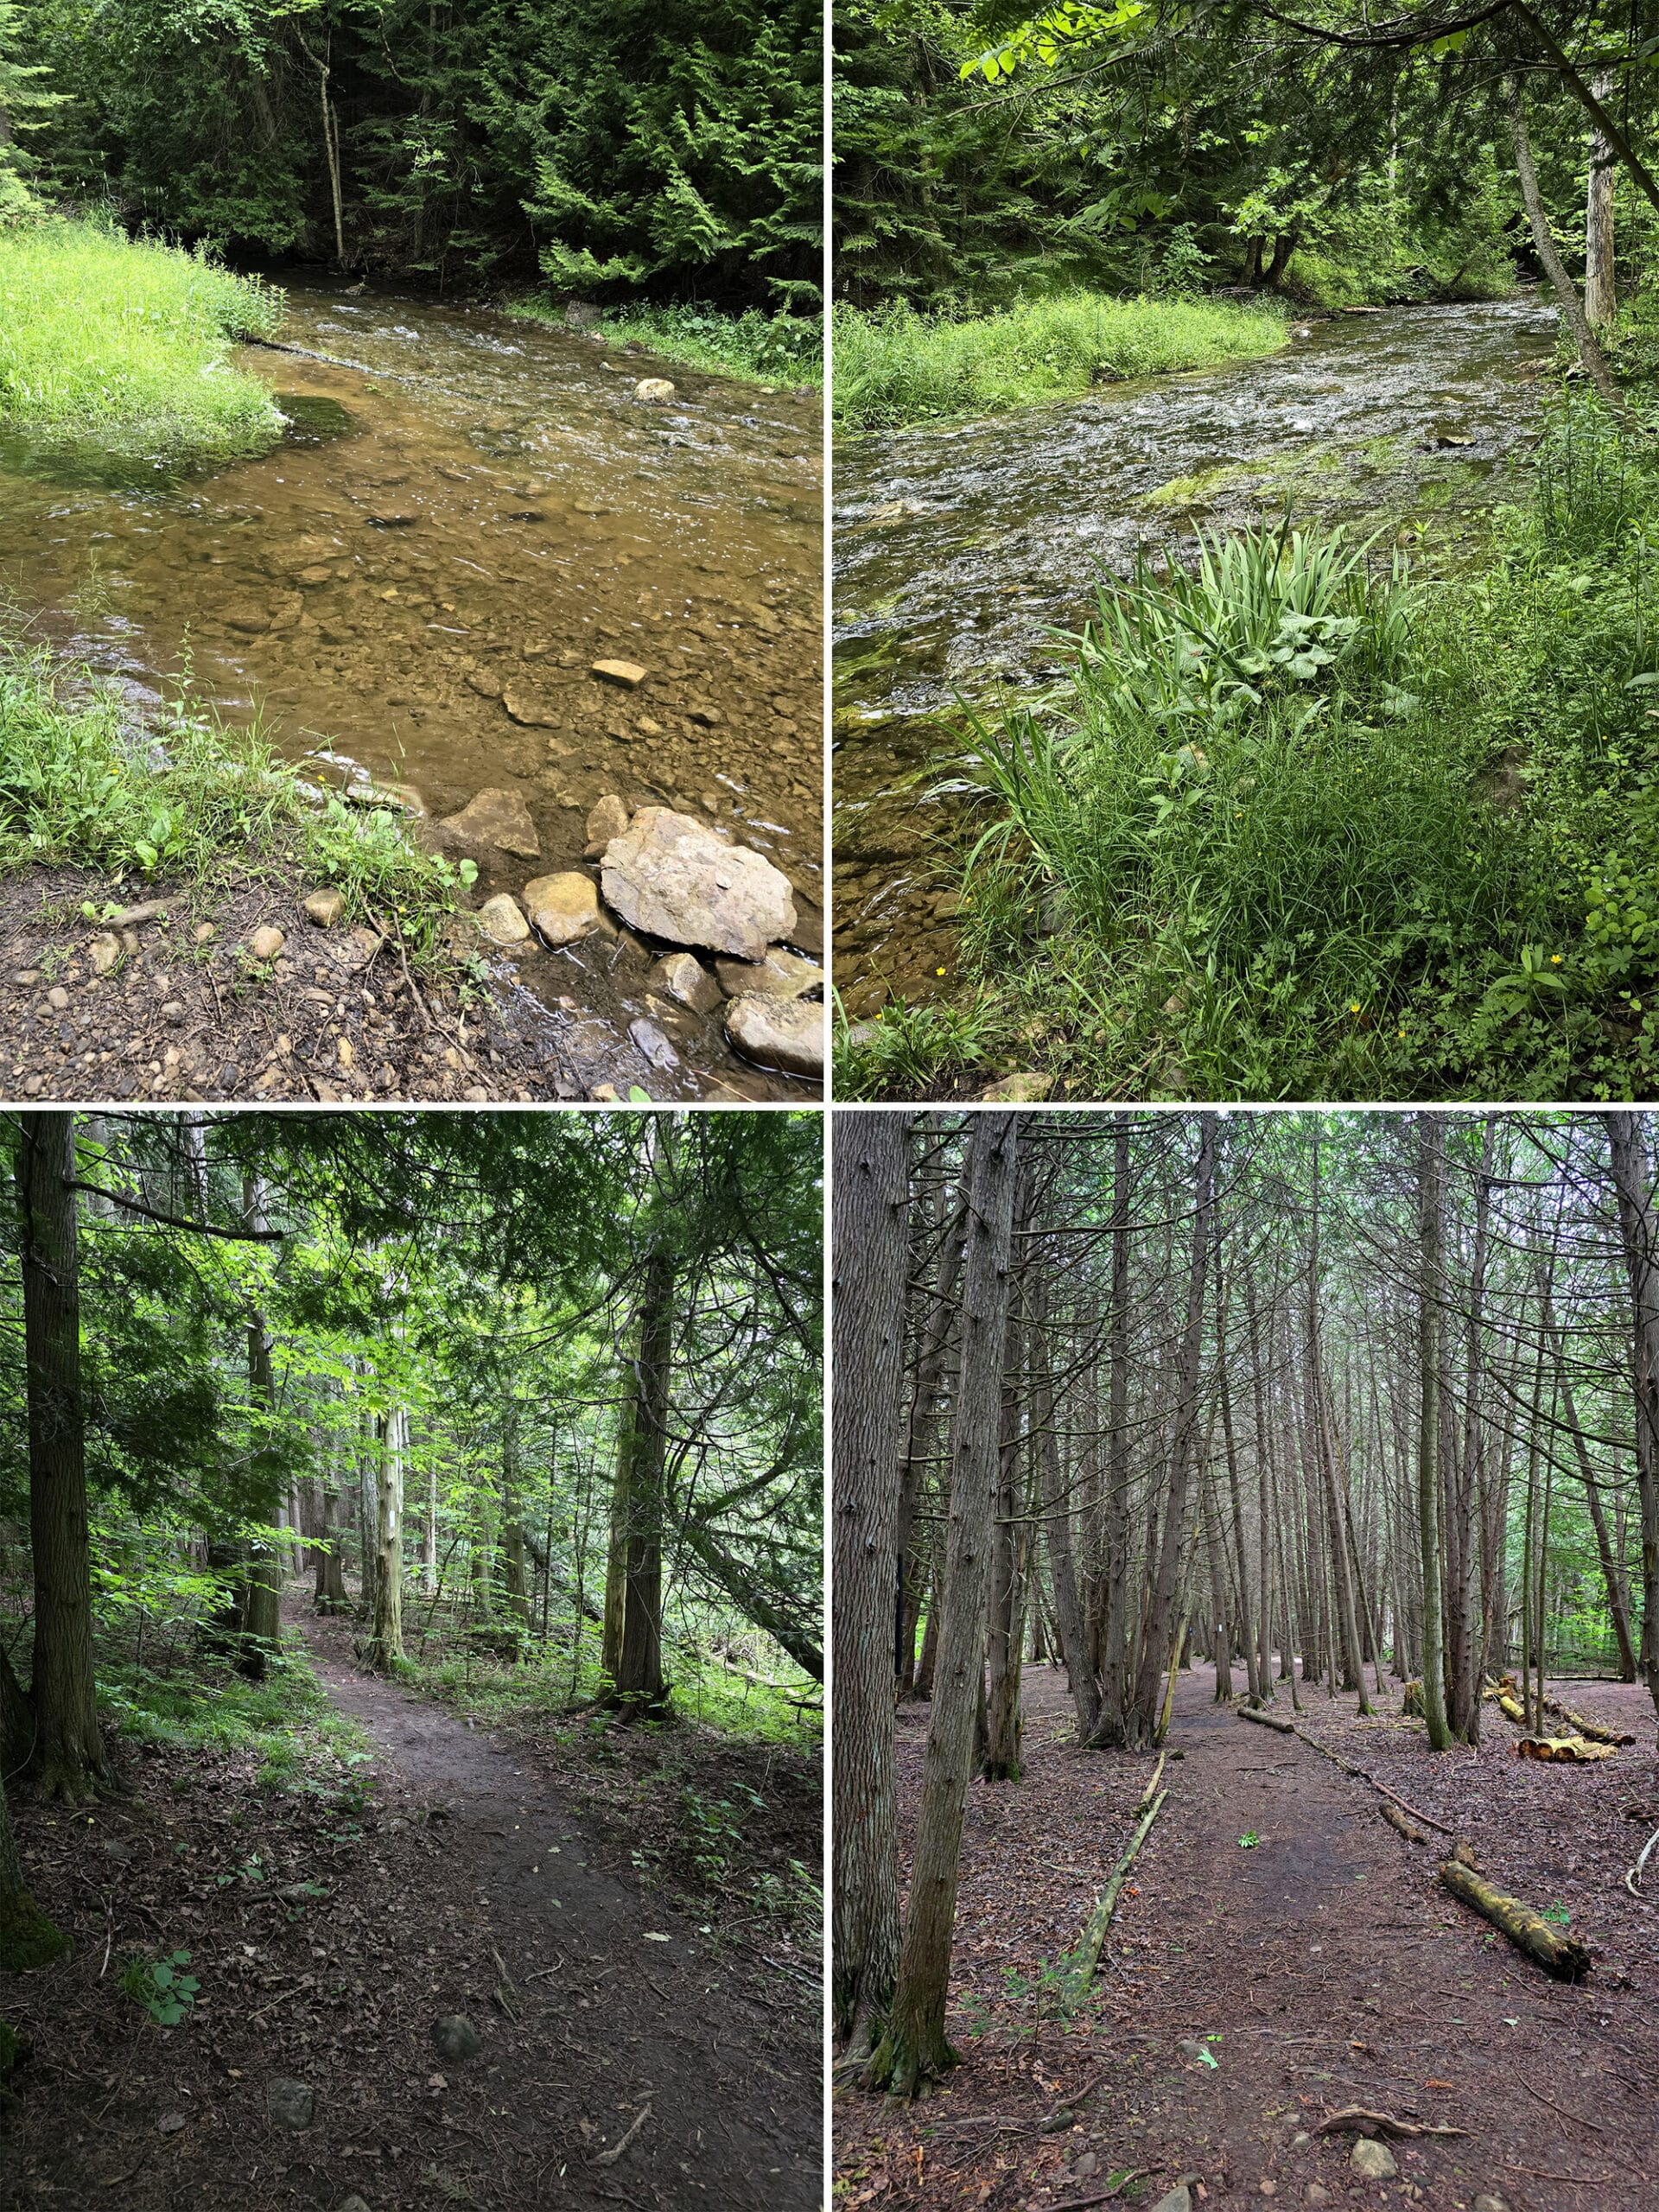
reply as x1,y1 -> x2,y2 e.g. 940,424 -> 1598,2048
439,785 -> 541,860
649,951 -> 722,1014
634,378 -> 676,403
475,894 -> 530,945
521,872 -> 601,948
724,995 -> 823,1080
586,794 -> 631,850
713,947 -> 821,1001
591,658 -> 648,689
601,809 -> 796,962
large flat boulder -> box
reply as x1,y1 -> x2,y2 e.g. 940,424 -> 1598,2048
601,809 -> 795,962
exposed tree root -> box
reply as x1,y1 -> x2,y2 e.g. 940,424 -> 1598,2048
1316,2105 -> 1469,2141
1063,1787 -> 1169,2004
1440,1855 -> 1593,1980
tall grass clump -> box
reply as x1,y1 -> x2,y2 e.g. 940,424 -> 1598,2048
841,400 -> 1659,1103
508,295 -> 823,385
834,291 -> 1287,430
0,218 -> 286,459
0,638 -> 476,958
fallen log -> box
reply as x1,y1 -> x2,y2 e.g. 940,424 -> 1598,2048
1439,1857 -> 1592,1980
1063,1788 -> 1169,2003
1316,2106 -> 1468,2142
1542,1694 -> 1636,1747
1292,1726 -> 1455,1836
1135,1748 -> 1168,1818
1238,1704 -> 1295,1735
1516,1734 -> 1617,1763
1379,1802 -> 1427,1845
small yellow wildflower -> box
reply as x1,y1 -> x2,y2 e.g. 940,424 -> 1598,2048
1349,1001 -> 1361,1014
936,967 -> 946,977
1551,954 -> 1563,964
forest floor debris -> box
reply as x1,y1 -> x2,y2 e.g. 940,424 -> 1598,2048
834,1667 -> 1659,2211
2,1592 -> 821,2210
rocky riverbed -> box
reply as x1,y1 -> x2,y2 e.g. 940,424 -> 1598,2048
0,280 -> 823,1098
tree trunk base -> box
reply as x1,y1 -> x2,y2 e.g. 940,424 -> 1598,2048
0,1886 -> 72,1971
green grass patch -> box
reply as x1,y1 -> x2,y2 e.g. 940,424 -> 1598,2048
833,291 -> 1287,431
99,1636 -> 368,1787
837,399 -> 1659,1103
0,217 -> 285,461
505,296 -> 822,387
0,638 -> 479,963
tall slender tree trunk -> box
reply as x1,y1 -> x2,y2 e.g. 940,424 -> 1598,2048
868,1114 -> 1020,2099
500,1400 -> 530,1637
1088,1117 -> 1135,1744
19,1112 -> 107,1803
239,1173 -> 283,1674
830,1109 -> 911,2056
368,1403 -> 406,1670
983,1175 -> 1030,1781
1030,1262 -> 1098,1739
1415,1117 -> 1452,1751
1605,1112 -> 1659,1722
613,1244 -> 676,1711
1585,67 -> 1618,328
1510,82 -> 1626,412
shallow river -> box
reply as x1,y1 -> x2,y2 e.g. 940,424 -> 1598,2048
833,296 -> 1561,1014
0,283 -> 823,1099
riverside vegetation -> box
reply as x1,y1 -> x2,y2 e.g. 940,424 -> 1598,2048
841,400 -> 1659,1102
833,0 -> 1659,1102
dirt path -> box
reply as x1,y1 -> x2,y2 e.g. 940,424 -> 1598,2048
836,1666 -> 1659,2211
296,1608 -> 823,2212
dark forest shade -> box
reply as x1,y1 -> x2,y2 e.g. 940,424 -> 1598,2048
22,0 -> 823,307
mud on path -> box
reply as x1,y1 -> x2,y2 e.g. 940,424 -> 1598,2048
1,1595 -> 821,2212
836,1665 -> 1659,2212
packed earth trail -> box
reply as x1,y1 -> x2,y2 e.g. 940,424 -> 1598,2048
836,1667 -> 1659,2212
1,1592 -> 821,2212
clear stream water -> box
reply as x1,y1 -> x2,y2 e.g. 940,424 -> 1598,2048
0,283 -> 823,1100
832,296 -> 1562,1016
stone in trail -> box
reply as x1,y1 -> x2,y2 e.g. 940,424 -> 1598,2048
724,994 -> 822,1079
1350,2139 -> 1396,2179
602,807 -> 796,961
248,925 -> 286,963
521,872 -> 601,948
430,2015 -> 483,2063
303,888 -> 346,928
266,2078 -> 315,2131
502,689 -> 557,728
439,785 -> 541,860
88,934 -> 120,976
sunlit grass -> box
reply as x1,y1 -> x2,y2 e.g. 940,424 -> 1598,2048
505,295 -> 823,386
0,218 -> 286,459
834,290 -> 1287,430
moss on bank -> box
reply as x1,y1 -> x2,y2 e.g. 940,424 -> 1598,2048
834,291 -> 1287,430
0,219 -> 285,461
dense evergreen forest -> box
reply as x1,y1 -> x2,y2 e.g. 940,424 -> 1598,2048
2,1106 -> 823,2208
835,1109 -> 1659,2199
8,0 -> 821,308
835,0 -> 1656,317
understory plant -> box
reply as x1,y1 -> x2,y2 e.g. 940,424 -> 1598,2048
840,398 -> 1659,1101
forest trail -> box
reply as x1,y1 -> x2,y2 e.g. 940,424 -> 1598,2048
838,1666 -> 1659,2212
295,1600 -> 822,2212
